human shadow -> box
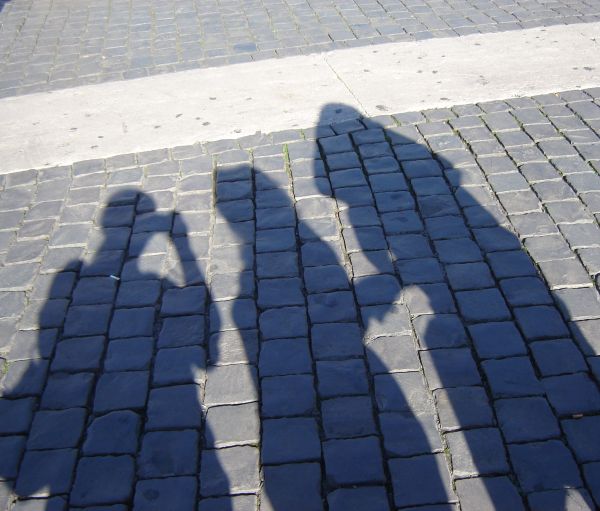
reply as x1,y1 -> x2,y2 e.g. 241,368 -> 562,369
0,189 -> 228,510
217,103 -> 600,509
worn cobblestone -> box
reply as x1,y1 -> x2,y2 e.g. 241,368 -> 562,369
2,91 -> 600,509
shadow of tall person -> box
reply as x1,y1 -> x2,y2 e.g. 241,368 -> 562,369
0,189 -> 229,511
216,102 -> 600,510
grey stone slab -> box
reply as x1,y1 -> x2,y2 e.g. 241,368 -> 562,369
509,440 -> 582,493
543,373 -> 600,416
434,386 -> 494,431
456,477 -> 525,511
205,402 -> 260,447
389,454 -> 455,508
324,436 -> 385,486
146,384 -> 202,430
199,446 -> 259,497
421,348 -> 481,389
27,408 -> 86,449
83,411 -> 141,455
446,428 -> 509,477
261,464 -> 323,511
71,456 -> 134,506
495,397 -> 560,443
16,449 -> 77,497
483,357 -> 543,398
204,364 -> 258,406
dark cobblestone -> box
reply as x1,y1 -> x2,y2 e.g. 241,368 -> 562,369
3,92 -> 600,509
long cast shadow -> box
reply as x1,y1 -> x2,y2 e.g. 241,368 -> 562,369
217,102 -> 600,509
0,190 -> 229,510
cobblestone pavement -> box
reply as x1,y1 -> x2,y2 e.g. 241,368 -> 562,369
1,89 -> 600,510
1,0 -> 600,98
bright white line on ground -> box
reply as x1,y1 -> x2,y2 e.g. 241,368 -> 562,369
1,22 -> 600,172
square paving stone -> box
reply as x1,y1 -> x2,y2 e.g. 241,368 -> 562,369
27,408 -> 87,449
146,384 -> 202,430
487,251 -> 538,279
324,436 -> 385,486
528,488 -> 595,511
327,487 -> 390,511
554,287 -> 600,321
543,373 -> 600,416
71,456 -> 134,506
396,258 -> 445,285
51,335 -> 105,372
434,387 -> 494,431
530,339 -> 587,376
435,238 -> 483,264
0,435 -> 25,479
109,308 -> 155,338
116,280 -> 161,307
205,402 -> 260,447
93,371 -> 149,412
72,277 -> 117,305
509,440 -> 582,493
456,477 -> 525,511
446,428 -> 509,477
259,338 -> 312,376
104,337 -> 153,371
420,348 -> 481,390
514,306 -> 570,340
350,251 -> 394,277
259,307 -> 308,339
262,417 -> 321,464
374,371 -> 432,414
63,304 -> 112,337
380,411 -> 442,457
389,454 -> 455,508
158,315 -> 205,347
316,359 -> 369,398
354,275 -> 401,306
261,374 -> 316,418
483,357 -> 543,398
304,266 -> 349,294
412,314 -> 468,350
446,262 -> 495,291
204,364 -> 258,406
563,416 -> 600,463
138,430 -> 198,478
366,334 -> 420,373
159,286 -> 206,316
208,299 -> 257,332
153,346 -> 206,386
1,359 -> 48,397
455,288 -> 511,322
402,283 -> 456,315
311,323 -> 364,360
468,322 -> 527,359
200,446 -> 259,497
362,304 -> 412,338
308,292 -> 357,323
322,395 -> 376,439
82,410 -> 141,455
16,449 -> 77,497
208,330 -> 258,366
495,397 -> 560,443
500,277 -> 553,307
41,372 -> 95,409
261,463 -> 323,511
134,476 -> 196,511
258,278 -> 304,308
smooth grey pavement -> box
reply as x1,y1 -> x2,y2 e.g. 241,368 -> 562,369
1,0 -> 600,97
1,90 -> 600,510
